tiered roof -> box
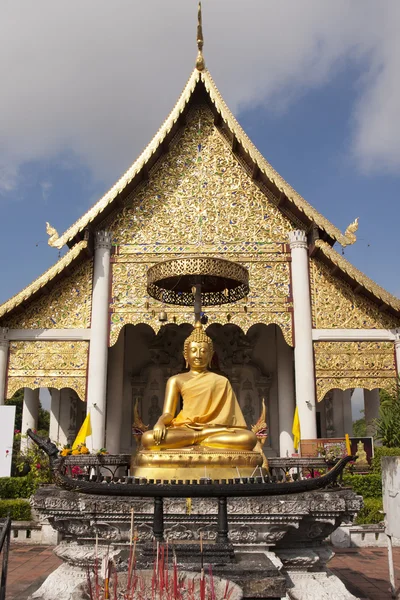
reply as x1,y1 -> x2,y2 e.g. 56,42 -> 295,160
1,5 -> 399,321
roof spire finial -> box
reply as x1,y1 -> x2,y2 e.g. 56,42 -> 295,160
196,2 -> 205,71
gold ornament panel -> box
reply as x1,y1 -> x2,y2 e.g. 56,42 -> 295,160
109,250 -> 293,346
107,106 -> 294,346
109,107 -> 294,246
7,341 -> 89,400
314,340 -> 397,402
3,260 -> 93,329
310,259 -> 400,329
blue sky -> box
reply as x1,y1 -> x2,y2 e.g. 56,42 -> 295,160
1,1 -> 400,305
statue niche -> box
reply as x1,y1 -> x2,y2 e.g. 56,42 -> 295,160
131,322 -> 265,480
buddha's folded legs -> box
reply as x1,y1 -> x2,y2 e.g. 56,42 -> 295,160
200,428 -> 257,451
141,426 -> 257,451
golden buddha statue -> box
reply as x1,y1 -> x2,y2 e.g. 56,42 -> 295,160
131,322 -> 264,479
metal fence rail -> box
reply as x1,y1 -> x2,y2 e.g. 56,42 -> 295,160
0,517 -> 11,600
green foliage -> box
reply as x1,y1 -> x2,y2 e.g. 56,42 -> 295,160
343,474 -> 382,498
355,498 -> 384,525
0,476 -> 38,499
14,442 -> 52,484
371,447 -> 400,474
352,418 -> 367,438
379,387 -> 398,406
0,499 -> 31,520
375,398 -> 400,447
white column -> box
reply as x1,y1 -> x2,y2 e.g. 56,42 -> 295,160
86,231 -> 112,451
0,328 -> 9,405
20,388 -> 39,451
49,389 -> 61,443
364,388 -> 380,437
395,339 -> 400,378
332,389 -> 344,437
277,331 -> 295,457
288,230 -> 317,439
343,389 -> 353,436
105,329 -> 125,454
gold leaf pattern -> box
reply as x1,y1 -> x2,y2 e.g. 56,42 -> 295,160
108,107 -> 293,345
2,260 -> 93,329
7,341 -> 89,400
314,340 -> 397,402
310,259 -> 399,329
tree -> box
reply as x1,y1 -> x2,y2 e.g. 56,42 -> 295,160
353,417 -> 367,438
375,396 -> 400,447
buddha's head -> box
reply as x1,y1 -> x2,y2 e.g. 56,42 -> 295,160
183,322 -> 214,370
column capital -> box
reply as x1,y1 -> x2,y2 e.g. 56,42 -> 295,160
0,328 -> 9,348
94,230 -> 112,251
393,329 -> 400,347
288,230 -> 308,250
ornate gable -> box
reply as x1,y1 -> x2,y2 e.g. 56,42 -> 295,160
107,106 -> 294,345
310,257 -> 400,330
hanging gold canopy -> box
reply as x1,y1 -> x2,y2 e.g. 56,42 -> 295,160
146,256 -> 249,306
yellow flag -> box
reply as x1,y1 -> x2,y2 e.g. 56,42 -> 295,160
345,433 -> 351,456
292,406 -> 301,452
72,413 -> 92,449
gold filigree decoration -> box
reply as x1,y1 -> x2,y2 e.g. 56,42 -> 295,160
6,341 -> 89,400
46,222 -> 60,247
310,259 -> 400,329
49,64 -> 353,248
111,108 -> 294,246
200,70 -> 352,246
147,256 -> 249,306
314,341 -> 397,402
106,107 -> 293,345
109,253 -> 293,347
2,260 -> 93,329
44,70 -> 202,249
313,239 -> 400,314
342,217 -> 358,248
0,241 -> 90,321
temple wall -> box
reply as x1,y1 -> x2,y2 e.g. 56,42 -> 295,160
102,106 -> 294,348
313,340 -> 397,403
6,340 -> 89,401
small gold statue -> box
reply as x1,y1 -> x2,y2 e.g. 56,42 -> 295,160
141,322 -> 257,452
355,440 -> 368,467
132,322 -> 263,479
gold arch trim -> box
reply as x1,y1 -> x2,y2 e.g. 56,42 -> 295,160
314,340 -> 397,402
6,341 -> 89,401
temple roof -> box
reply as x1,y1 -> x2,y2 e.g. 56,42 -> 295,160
46,67 -> 353,250
0,240 -> 88,320
312,239 -> 400,315
1,14 -> 399,323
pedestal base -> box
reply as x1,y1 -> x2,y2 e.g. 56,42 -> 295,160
131,447 -> 265,480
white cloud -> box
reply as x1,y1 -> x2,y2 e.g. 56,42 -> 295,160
0,0 -> 399,194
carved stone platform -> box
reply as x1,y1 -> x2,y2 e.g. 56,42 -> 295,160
131,447 -> 264,479
30,486 -> 363,598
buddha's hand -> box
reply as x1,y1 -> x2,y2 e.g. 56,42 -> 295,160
153,419 -> 166,445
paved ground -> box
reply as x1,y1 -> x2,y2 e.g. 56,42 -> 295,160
329,547 -> 400,600
3,544 -> 400,599
5,545 -> 62,600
